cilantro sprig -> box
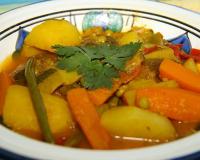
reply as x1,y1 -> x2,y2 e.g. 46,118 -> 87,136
53,42 -> 141,89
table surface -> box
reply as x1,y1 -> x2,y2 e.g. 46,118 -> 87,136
0,0 -> 200,14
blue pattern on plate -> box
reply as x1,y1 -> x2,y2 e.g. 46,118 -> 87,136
82,11 -> 123,32
169,33 -> 192,54
15,28 -> 29,51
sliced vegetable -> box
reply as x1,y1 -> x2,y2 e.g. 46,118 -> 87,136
38,69 -> 80,94
3,85 -> 73,140
88,80 -> 121,106
25,19 -> 81,52
136,87 -> 200,121
0,72 -> 11,115
101,106 -> 176,140
144,47 -> 179,62
25,58 -> 54,143
183,58 -> 199,74
159,59 -> 200,92
67,88 -> 111,149
88,66 -> 141,106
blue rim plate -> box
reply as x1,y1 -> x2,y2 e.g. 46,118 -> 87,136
0,0 -> 200,160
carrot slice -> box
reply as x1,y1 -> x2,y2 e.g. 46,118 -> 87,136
88,80 -> 121,106
67,88 -> 111,149
0,72 -> 12,115
159,59 -> 200,93
136,87 -> 200,122
88,66 -> 141,106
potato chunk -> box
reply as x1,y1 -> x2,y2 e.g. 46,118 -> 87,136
101,106 -> 176,140
20,44 -> 47,57
3,85 -> 74,139
25,19 -> 81,52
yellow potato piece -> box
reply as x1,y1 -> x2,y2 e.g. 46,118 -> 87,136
101,106 -> 176,140
3,85 -> 74,139
118,27 -> 156,45
20,44 -> 47,57
118,31 -> 141,45
25,19 -> 81,52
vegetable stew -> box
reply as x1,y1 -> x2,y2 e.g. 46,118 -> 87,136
1,19 -> 200,149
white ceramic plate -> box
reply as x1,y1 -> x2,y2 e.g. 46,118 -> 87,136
0,0 -> 200,160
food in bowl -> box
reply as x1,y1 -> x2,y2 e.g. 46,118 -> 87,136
1,18 -> 200,150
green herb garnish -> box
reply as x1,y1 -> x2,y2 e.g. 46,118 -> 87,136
54,42 -> 141,89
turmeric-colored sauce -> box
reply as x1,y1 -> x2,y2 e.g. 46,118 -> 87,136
0,55 -> 199,149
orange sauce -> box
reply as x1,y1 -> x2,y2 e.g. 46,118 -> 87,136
0,55 -> 199,149
0,55 -> 27,74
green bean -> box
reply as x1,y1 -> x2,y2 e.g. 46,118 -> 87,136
25,58 -> 54,143
64,128 -> 84,147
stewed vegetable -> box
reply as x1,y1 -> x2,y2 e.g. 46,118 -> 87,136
1,19 -> 200,149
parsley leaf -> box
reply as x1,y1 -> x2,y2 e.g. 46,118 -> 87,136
103,42 -> 142,70
54,42 -> 141,89
57,52 -> 89,71
79,62 -> 118,89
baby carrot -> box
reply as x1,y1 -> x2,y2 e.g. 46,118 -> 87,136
136,87 -> 200,122
67,88 -> 111,149
159,59 -> 200,93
